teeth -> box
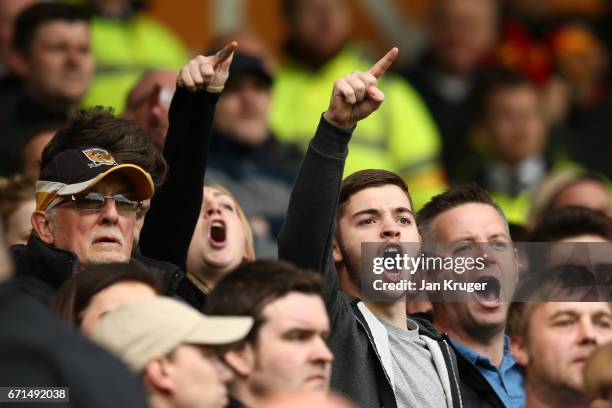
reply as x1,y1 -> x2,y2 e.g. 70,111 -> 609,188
211,221 -> 224,228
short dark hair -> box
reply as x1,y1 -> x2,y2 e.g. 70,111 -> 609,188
41,108 -> 168,187
338,169 -> 413,219
205,260 -> 324,345
12,3 -> 91,55
508,264 -> 611,337
51,261 -> 162,328
528,206 -> 612,242
417,184 -> 507,242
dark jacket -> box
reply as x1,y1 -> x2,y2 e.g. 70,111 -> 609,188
139,87 -> 219,273
0,280 -> 149,407
278,117 -> 463,408
454,349 -> 505,408
12,236 -> 184,306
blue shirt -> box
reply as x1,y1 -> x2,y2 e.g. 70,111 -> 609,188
452,336 -> 525,408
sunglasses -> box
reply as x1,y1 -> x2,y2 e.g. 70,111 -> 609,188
58,192 -> 143,214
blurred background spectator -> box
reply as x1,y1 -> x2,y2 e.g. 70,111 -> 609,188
81,0 -> 188,112
270,0 -> 446,209
400,0 -> 498,182
1,2 -> 93,177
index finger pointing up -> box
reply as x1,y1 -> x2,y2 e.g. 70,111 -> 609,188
367,47 -> 399,79
213,41 -> 238,66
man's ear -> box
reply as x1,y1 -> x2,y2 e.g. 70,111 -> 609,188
332,236 -> 343,263
31,211 -> 54,245
224,344 -> 255,378
142,356 -> 176,394
510,335 -> 529,366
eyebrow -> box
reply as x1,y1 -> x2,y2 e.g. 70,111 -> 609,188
452,233 -> 510,243
351,207 -> 413,219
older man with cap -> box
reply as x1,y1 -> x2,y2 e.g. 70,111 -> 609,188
92,296 -> 253,408
12,140 -> 154,305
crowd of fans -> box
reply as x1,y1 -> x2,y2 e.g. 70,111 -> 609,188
1,0 -> 612,407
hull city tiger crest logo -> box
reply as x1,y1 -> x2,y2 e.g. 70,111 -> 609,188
82,148 -> 117,168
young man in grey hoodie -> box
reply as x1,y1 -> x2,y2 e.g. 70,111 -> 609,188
278,47 -> 463,408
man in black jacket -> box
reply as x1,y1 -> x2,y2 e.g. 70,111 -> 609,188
278,47 -> 463,408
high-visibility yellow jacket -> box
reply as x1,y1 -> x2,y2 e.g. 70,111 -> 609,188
270,44 -> 447,210
82,15 -> 188,112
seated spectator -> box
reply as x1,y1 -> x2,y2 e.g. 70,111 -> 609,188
51,261 -> 161,335
0,175 -> 34,246
82,0 -> 188,112
2,2 -> 94,176
21,125 -> 58,179
271,0 -> 446,209
123,69 -> 177,150
206,260 -> 333,407
13,141 -> 155,305
206,50 -> 301,258
417,184 -> 524,407
402,0 -> 498,180
465,69 -> 570,224
584,342 -> 612,408
0,212 -> 149,408
180,184 -> 255,309
508,287 -> 612,407
278,48 -> 463,407
92,296 -> 253,408
528,169 -> 611,228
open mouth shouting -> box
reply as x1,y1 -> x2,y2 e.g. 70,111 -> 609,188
208,219 -> 227,249
381,243 -> 405,283
474,276 -> 502,307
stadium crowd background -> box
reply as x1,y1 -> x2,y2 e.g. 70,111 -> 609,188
0,0 -> 612,407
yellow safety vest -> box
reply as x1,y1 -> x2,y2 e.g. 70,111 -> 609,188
82,15 -> 188,112
270,45 -> 447,210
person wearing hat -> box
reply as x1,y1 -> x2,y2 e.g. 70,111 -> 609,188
92,296 -> 253,408
13,141 -> 154,305
203,45 -> 302,262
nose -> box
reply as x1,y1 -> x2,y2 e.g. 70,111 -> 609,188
98,199 -> 120,225
311,336 -> 334,365
577,319 -> 598,346
380,219 -> 401,240
204,202 -> 221,217
66,47 -> 85,68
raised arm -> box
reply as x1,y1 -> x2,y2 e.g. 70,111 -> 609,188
278,48 -> 398,301
139,43 -> 237,270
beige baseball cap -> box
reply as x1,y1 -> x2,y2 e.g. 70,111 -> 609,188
91,297 -> 253,372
